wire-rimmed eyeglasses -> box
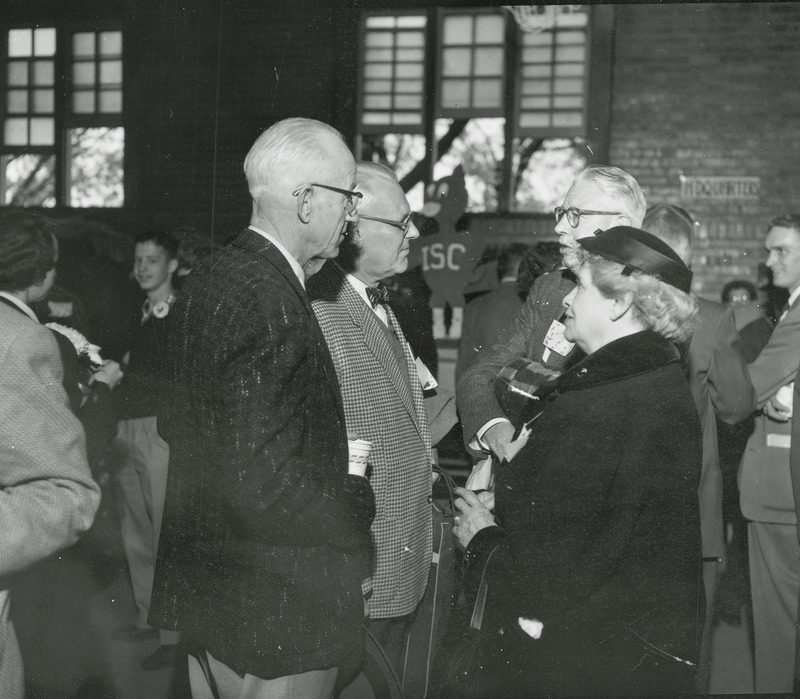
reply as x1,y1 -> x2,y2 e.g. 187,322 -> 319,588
359,212 -> 415,236
292,183 -> 363,213
554,206 -> 621,228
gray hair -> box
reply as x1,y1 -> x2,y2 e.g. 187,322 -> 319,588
643,204 -> 695,265
576,165 -> 647,227
243,118 -> 347,198
583,252 -> 699,344
355,162 -> 399,213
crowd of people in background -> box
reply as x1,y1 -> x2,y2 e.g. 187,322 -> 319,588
1,116 -> 799,698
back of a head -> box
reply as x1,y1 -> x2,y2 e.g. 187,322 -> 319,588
497,243 -> 528,281
642,204 -> 694,265
577,164 -> 647,227
0,211 -> 56,292
243,117 -> 348,199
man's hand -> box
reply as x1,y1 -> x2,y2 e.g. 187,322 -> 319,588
483,422 -> 516,461
453,486 -> 496,549
765,393 -> 792,422
93,360 -> 123,390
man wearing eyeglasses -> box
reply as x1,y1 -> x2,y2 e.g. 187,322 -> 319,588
457,164 -> 646,464
309,162 -> 456,692
149,118 -> 376,699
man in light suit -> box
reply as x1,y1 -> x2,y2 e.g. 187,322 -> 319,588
150,118 -> 375,698
739,213 -> 800,693
0,211 -> 100,698
309,163 -> 450,687
644,204 -> 756,690
458,165 -> 647,461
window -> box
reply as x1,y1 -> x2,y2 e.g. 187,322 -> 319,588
1,26 -> 124,207
357,6 -> 598,214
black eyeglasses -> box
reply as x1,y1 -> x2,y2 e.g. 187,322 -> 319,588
292,183 -> 363,213
554,206 -> 622,227
359,212 -> 415,236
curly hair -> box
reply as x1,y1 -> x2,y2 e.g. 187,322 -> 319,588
0,211 -> 57,292
583,252 -> 699,344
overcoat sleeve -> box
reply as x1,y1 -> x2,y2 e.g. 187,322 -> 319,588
748,306 -> 800,406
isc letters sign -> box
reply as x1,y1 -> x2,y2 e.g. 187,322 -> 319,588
680,176 -> 760,200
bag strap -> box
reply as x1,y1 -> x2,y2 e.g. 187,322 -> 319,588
469,544 -> 500,630
432,461 -> 457,517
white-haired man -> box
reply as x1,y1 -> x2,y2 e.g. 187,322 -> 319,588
458,164 -> 647,462
150,118 -> 376,698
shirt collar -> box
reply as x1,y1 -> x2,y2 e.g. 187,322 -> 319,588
0,291 -> 38,322
788,285 -> 800,309
248,225 -> 306,289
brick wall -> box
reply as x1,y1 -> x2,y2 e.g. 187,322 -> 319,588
609,2 -> 800,300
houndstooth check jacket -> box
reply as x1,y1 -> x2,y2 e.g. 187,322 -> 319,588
309,261 -> 433,619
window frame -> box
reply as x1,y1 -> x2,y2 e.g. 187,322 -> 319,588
0,20 -> 124,208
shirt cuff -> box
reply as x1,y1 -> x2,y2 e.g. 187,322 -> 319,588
471,417 -> 512,452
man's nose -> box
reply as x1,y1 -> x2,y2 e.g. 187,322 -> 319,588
406,221 -> 420,240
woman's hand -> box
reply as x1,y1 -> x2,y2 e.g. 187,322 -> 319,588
452,486 -> 497,549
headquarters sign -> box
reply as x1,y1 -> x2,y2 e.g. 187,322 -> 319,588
680,176 -> 761,200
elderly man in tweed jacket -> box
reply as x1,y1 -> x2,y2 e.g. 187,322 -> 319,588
309,162 -> 438,687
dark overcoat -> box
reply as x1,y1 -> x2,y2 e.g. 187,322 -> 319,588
468,330 -> 704,696
149,229 -> 375,679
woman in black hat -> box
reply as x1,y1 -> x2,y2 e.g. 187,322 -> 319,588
448,226 -> 704,696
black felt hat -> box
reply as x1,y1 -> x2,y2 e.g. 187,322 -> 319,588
579,226 -> 693,293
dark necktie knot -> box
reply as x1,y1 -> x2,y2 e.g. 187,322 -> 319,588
366,284 -> 389,309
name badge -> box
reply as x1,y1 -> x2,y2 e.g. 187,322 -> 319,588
766,433 -> 791,449
415,357 -> 438,391
543,319 -> 575,358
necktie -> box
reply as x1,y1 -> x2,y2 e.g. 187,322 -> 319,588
366,284 -> 390,309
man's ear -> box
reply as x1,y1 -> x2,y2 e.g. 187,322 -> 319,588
617,213 -> 632,227
295,188 -> 312,224
609,290 -> 633,321
168,257 -> 179,276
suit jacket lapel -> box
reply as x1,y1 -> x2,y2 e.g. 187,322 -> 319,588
332,265 -> 424,438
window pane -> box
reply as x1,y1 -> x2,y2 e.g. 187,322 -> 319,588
362,112 -> 391,125
555,45 -> 586,62
366,16 -> 396,29
474,15 -> 504,44
365,48 -> 393,62
8,30 -> 32,57
364,94 -> 392,109
522,79 -> 551,96
554,78 -> 583,95
99,60 -> 122,85
473,78 -> 502,108
7,90 -> 28,113
8,61 -> 28,86
33,60 -> 54,86
395,63 -> 423,79
99,90 -> 122,113
396,16 -> 426,29
440,79 -> 469,109
442,48 -> 471,77
395,79 -> 423,93
559,30 -> 586,45
555,63 -> 585,77
73,62 -> 96,86
73,91 -> 96,114
443,16 -> 472,45
519,113 -> 550,128
521,96 -> 552,110
365,32 -> 393,48
32,89 -> 54,113
5,118 -> 28,145
73,32 -> 95,57
30,117 -> 54,145
474,47 -> 503,76
3,153 -> 56,206
553,96 -> 583,109
396,48 -> 424,62
364,79 -> 392,93
394,94 -> 422,110
100,31 -> 122,56
396,32 -> 424,48
365,63 -> 393,79
391,113 -> 421,125
553,112 -> 582,128
522,47 -> 553,64
69,127 -> 125,207
34,28 -> 56,56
